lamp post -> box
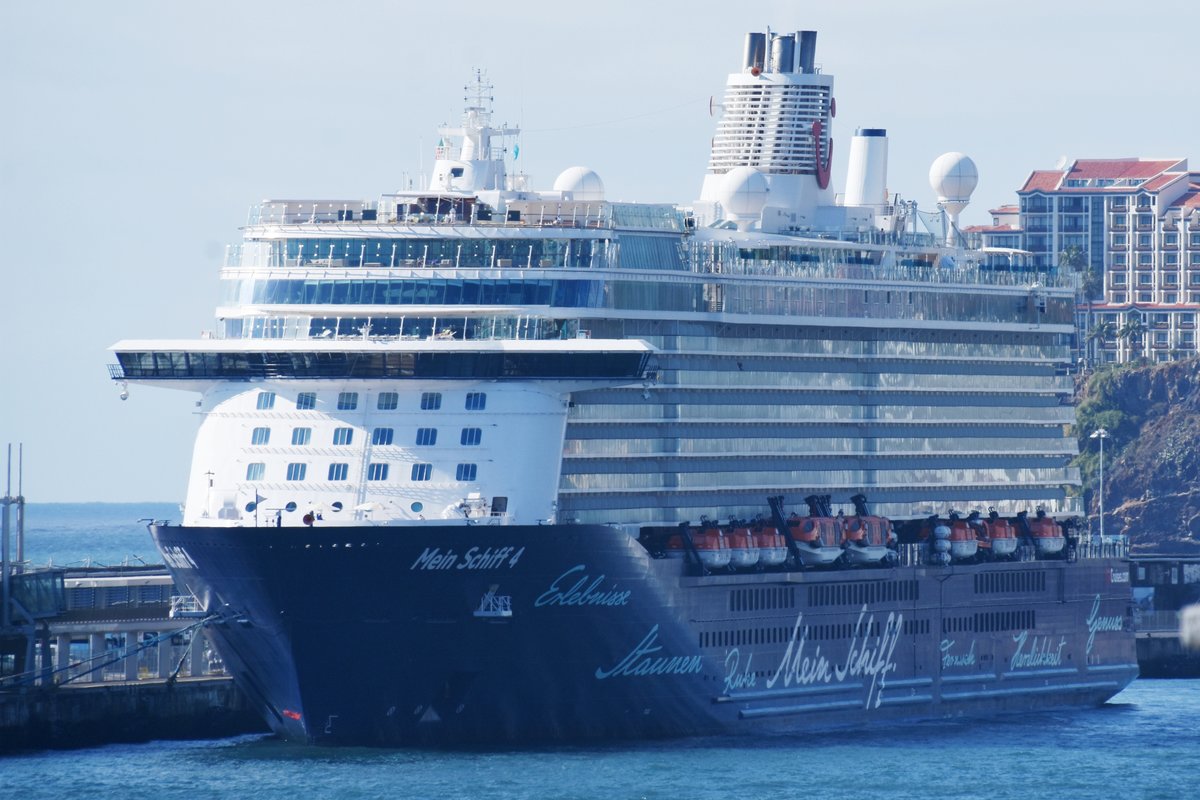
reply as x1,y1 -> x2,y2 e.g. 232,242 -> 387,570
1090,427 -> 1109,544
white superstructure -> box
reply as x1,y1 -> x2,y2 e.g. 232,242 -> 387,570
112,30 -> 1082,532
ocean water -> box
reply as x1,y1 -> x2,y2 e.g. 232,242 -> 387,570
3,505 -> 1198,798
13,502 -> 177,568
0,680 -> 1196,799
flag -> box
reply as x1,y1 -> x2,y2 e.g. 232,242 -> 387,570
513,143 -> 520,160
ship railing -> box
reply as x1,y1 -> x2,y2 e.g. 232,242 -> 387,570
1074,538 -> 1129,561
896,543 -> 924,566
169,595 -> 207,619
1132,609 -> 1180,632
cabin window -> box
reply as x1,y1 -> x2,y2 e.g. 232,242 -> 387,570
411,463 -> 432,481
328,463 -> 349,481
420,392 -> 442,410
465,392 -> 487,410
415,428 -> 438,446
245,463 -> 265,480
377,392 -> 399,410
372,427 -> 394,445
286,463 -> 307,481
455,463 -> 477,481
256,391 -> 276,410
367,463 -> 389,481
291,428 -> 312,446
332,427 -> 353,445
250,427 -> 270,445
337,392 -> 359,410
296,392 -> 316,410
460,427 -> 482,446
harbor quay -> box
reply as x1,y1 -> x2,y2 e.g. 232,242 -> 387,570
0,564 -> 265,751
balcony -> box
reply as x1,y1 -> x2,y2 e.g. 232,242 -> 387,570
1109,223 -> 1128,232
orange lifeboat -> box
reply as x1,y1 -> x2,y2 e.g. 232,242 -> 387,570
947,516 -> 979,561
1028,510 -> 1065,556
754,525 -> 788,568
727,525 -> 760,570
981,510 -> 1018,559
841,495 -> 896,565
691,525 -> 731,570
793,515 -> 843,567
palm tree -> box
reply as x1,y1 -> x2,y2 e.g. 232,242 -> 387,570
1086,319 -> 1116,367
1117,315 -> 1146,360
1059,246 -> 1100,368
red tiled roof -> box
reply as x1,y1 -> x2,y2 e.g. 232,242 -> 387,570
1067,158 -> 1183,181
1020,170 -> 1062,192
1168,185 -> 1200,210
964,224 -> 1020,233
1139,172 -> 1186,192
989,204 -> 1019,214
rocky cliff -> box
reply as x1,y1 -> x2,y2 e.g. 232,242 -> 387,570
1074,358 -> 1200,554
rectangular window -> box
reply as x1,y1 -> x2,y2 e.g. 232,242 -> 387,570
1137,273 -> 1153,287
377,392 -> 399,410
411,463 -> 433,481
332,427 -> 354,445
256,391 -> 276,410
372,427 -> 394,445
337,392 -> 359,410
245,463 -> 265,480
465,392 -> 487,410
291,427 -> 312,446
460,427 -> 482,446
416,428 -> 438,446
367,463 -> 389,481
286,463 -> 307,481
455,463 -> 478,481
296,392 -> 316,410
251,427 -> 271,445
420,392 -> 442,410
328,463 -> 349,481
1139,292 -> 1153,302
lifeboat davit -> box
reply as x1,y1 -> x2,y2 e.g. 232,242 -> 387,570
727,525 -> 760,570
754,525 -> 789,568
1028,510 -> 1065,556
980,510 -> 1019,559
692,525 -> 731,570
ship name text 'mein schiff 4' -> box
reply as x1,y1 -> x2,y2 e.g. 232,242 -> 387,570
110,28 -> 1137,746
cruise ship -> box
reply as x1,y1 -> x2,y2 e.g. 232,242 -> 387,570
110,29 -> 1138,746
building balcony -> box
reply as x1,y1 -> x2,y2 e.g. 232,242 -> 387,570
1110,223 -> 1128,231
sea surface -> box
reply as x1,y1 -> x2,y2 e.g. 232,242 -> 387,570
3,505 -> 1198,799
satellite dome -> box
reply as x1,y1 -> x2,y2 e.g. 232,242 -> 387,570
719,166 -> 769,218
929,152 -> 978,202
553,166 -> 605,201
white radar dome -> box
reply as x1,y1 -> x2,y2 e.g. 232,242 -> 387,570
553,166 -> 605,202
929,152 -> 978,202
719,166 -> 769,218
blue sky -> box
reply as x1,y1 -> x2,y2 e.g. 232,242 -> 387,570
2,0 -> 1197,501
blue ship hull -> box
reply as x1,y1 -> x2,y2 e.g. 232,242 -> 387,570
153,523 -> 1138,746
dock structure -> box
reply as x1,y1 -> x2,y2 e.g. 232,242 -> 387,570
0,562 -> 266,751
1131,555 -> 1200,677
0,445 -> 264,750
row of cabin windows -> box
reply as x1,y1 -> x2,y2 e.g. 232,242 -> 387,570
249,426 -> 483,447
256,391 -> 486,412
246,462 -> 479,482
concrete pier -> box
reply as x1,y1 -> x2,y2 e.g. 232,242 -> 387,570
0,677 -> 265,751
1,564 -> 267,751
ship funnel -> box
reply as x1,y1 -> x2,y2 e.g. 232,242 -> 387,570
844,128 -> 889,209
797,30 -> 817,74
743,32 -> 766,72
769,34 -> 795,73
